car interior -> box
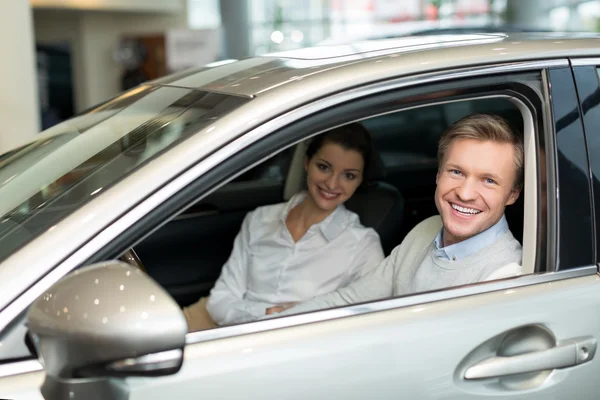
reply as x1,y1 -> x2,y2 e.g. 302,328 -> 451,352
132,96 -> 528,309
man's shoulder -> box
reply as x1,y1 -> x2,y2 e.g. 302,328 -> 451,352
389,215 -> 442,259
407,215 -> 443,240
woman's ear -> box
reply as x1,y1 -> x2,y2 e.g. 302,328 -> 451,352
304,156 -> 309,172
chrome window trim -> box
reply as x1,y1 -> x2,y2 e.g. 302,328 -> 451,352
186,266 -> 598,345
570,58 -> 600,67
0,58 -> 574,343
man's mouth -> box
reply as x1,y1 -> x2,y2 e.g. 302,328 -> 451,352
450,202 -> 482,216
318,188 -> 340,200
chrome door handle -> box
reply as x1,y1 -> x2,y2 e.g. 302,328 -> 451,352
464,336 -> 597,380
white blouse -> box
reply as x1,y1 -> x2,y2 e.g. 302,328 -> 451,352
206,192 -> 385,325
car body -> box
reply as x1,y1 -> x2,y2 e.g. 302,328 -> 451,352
316,20 -> 554,45
2,32 -> 600,399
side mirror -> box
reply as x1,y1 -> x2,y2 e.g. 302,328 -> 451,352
28,261 -> 187,400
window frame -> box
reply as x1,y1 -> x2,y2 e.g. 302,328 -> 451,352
1,60 -> 594,365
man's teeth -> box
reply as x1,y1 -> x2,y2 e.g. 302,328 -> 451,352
451,203 -> 481,215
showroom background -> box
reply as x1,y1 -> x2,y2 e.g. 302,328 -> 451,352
2,0 -> 598,153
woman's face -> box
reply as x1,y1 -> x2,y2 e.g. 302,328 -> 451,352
304,141 -> 364,212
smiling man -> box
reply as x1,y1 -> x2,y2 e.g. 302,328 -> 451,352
272,114 -> 524,316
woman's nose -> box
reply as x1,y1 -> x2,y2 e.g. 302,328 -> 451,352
325,174 -> 338,190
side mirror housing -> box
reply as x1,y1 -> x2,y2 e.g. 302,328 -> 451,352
28,261 -> 187,399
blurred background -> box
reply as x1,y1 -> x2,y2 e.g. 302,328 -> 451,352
1,0 -> 599,153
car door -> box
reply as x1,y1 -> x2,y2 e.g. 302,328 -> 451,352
114,64 -> 600,400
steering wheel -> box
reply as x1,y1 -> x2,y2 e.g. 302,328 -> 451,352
119,248 -> 147,274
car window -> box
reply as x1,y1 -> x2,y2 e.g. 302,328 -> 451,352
169,93 -> 537,336
0,87 -> 250,264
572,66 -> 600,264
365,98 -> 523,174
229,147 -> 294,184
548,67 -> 594,269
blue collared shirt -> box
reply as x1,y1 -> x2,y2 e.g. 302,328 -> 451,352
433,215 -> 510,261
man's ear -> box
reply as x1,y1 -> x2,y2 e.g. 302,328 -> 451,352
505,186 -> 522,206
435,170 -> 440,185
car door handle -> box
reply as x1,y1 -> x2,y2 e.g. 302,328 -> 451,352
464,336 -> 597,380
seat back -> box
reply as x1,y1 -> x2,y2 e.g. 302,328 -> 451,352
344,181 -> 404,255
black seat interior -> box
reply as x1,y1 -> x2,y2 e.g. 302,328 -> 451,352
344,137 -> 405,255
505,190 -> 525,245
344,181 -> 404,255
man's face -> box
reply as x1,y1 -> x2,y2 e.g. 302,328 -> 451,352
435,138 -> 521,246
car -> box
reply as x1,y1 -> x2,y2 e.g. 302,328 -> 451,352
1,32 -> 600,399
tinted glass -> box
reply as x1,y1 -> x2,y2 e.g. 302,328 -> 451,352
548,68 -> 594,269
0,86 -> 249,263
573,66 -> 600,263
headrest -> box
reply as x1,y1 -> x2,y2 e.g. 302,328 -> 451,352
366,145 -> 386,182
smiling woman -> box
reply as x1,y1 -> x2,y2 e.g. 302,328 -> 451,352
183,123 -> 385,330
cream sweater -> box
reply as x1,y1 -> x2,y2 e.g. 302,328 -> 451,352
278,215 -> 523,316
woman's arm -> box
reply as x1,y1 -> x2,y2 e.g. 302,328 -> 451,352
348,230 -> 385,280
206,212 -> 274,325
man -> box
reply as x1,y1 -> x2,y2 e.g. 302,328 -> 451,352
269,113 -> 524,316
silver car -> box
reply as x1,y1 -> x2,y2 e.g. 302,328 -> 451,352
2,32 -> 600,399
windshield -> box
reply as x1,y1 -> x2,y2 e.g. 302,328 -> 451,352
0,85 -> 249,263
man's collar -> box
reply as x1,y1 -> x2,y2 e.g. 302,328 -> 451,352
434,215 -> 510,261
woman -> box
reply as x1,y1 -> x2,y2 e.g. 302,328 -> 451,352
184,123 -> 384,329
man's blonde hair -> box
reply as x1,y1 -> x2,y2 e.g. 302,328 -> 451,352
437,114 -> 524,190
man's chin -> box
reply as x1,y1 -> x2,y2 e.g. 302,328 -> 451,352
444,222 -> 478,242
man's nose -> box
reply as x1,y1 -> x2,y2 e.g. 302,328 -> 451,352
456,178 -> 477,201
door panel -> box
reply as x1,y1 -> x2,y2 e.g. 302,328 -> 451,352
0,364 -> 44,400
123,274 -> 600,399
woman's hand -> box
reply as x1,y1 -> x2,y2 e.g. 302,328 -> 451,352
265,302 -> 297,315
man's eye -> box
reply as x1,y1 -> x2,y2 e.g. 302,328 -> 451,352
485,178 -> 497,185
450,169 -> 462,175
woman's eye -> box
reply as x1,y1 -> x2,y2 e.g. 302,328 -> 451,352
345,173 -> 356,180
317,163 -> 329,171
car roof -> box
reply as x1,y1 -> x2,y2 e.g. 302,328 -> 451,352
153,32 -> 600,98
